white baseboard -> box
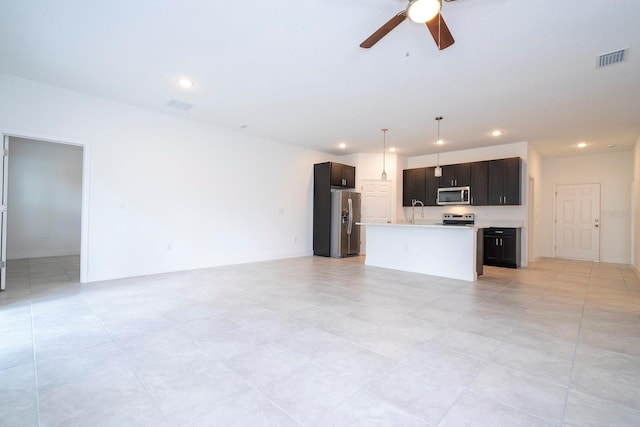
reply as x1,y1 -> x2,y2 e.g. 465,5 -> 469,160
8,249 -> 80,260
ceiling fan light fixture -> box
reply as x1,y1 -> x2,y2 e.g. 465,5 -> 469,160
407,0 -> 441,24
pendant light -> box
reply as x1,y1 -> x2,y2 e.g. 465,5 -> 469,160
434,116 -> 443,177
381,128 -> 388,181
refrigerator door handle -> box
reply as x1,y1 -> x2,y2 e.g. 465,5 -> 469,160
347,197 -> 353,235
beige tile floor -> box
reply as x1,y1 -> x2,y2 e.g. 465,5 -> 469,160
1,255 -> 639,426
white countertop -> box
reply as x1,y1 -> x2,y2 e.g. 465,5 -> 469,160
358,221 -> 524,229
358,222 -> 478,230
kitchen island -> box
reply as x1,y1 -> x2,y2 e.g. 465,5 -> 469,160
359,223 -> 483,282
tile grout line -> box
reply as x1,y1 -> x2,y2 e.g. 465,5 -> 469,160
435,266 -> 576,426
559,264 -> 591,426
213,352 -> 309,426
171,312 -> 309,425
59,256 -> 74,282
80,293 -> 174,427
29,299 -> 42,427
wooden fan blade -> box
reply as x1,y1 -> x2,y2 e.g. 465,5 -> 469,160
360,12 -> 407,49
425,14 -> 455,50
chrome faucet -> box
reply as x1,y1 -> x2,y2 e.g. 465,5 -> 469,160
410,199 -> 424,224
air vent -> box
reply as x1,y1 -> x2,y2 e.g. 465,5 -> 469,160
598,48 -> 628,68
166,99 -> 194,111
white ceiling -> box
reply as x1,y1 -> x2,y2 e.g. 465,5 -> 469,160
1,0 -> 639,158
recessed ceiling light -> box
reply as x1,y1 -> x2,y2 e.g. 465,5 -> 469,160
389,147 -> 396,153
436,139 -> 444,145
338,142 -> 347,149
577,142 -> 587,148
178,78 -> 193,88
491,130 -> 502,137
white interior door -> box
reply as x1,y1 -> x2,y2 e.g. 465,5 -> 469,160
1,136 -> 8,290
360,179 -> 392,254
555,183 -> 600,261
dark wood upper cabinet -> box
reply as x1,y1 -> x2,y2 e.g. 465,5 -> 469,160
402,168 -> 427,207
439,163 -> 470,187
328,162 -> 356,188
488,157 -> 521,205
470,161 -> 489,206
425,166 -> 440,206
329,163 -> 343,187
502,157 -> 521,205
402,157 -> 521,207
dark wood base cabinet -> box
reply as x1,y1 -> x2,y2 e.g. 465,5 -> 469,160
483,228 -> 521,268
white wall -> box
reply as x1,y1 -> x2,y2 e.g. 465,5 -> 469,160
0,73 -> 331,282
633,136 -> 640,272
527,144 -> 543,261
7,138 -> 83,259
541,151 -> 633,264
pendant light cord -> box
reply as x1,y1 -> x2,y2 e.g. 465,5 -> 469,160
435,117 -> 442,167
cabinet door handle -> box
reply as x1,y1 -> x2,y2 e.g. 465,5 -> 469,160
504,196 -> 507,204
495,238 -> 499,246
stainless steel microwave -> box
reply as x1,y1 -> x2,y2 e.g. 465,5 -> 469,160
437,186 -> 470,205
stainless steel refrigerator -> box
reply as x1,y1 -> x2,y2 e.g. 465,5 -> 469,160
330,191 -> 361,258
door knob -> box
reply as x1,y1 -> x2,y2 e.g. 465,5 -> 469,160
595,224 -> 599,228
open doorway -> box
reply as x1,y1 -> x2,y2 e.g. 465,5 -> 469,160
2,136 -> 84,293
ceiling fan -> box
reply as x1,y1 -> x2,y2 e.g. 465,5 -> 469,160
360,0 -> 458,50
